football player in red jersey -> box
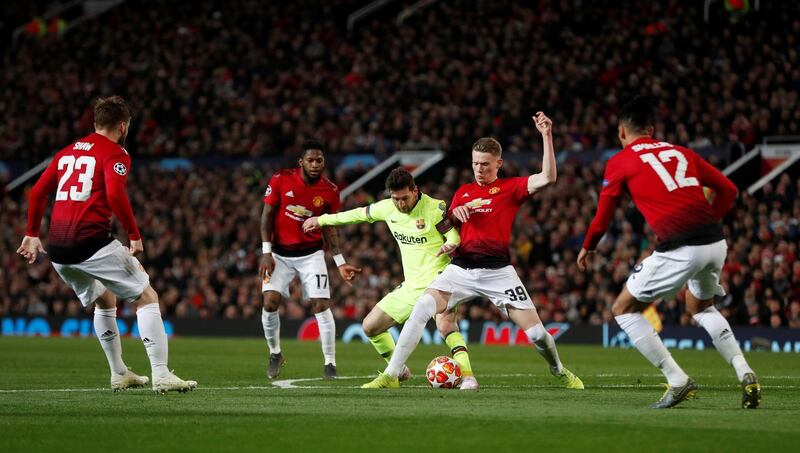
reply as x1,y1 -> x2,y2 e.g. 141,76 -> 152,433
18,96 -> 196,393
578,97 -> 760,409
258,139 -> 361,380
362,112 -> 584,390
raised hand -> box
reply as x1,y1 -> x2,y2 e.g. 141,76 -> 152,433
533,111 -> 552,136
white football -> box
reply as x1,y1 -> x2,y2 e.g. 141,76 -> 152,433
425,356 -> 462,389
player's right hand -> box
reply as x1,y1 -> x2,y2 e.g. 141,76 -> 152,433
436,242 -> 459,257
451,205 -> 470,224
129,239 -> 144,255
302,217 -> 321,233
16,236 -> 46,264
576,248 -> 594,271
259,253 -> 275,282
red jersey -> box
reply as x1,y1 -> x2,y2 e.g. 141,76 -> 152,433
449,176 -> 530,268
263,168 -> 340,254
26,133 -> 141,264
583,137 -> 738,252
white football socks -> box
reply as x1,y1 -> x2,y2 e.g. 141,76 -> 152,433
693,306 -> 754,381
615,313 -> 689,387
136,303 -> 169,379
385,294 -> 437,377
262,309 -> 281,355
526,323 -> 564,374
94,307 -> 128,375
315,308 -> 336,366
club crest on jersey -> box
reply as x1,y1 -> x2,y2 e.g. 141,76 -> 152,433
113,162 -> 127,176
489,187 -> 500,194
312,196 -> 324,207
416,219 -> 425,230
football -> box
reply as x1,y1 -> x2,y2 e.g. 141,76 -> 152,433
425,356 -> 462,389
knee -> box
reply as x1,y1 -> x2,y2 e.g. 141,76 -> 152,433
133,286 -> 158,309
686,300 -> 712,316
263,292 -> 282,312
611,299 -> 635,317
310,298 -> 330,314
362,321 -> 380,337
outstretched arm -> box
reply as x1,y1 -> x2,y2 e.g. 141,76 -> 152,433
527,111 -> 557,195
303,206 -> 371,233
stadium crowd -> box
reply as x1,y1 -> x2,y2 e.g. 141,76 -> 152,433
1,0 -> 797,163
2,0 -> 799,329
2,158 -> 799,329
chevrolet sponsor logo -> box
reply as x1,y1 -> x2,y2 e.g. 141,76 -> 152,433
465,198 -> 492,209
286,205 -> 314,217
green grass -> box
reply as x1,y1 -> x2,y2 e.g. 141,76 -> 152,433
1,337 -> 798,452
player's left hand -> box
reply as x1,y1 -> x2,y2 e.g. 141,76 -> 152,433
302,217 -> 321,233
533,111 -> 552,136
129,239 -> 144,255
436,242 -> 459,257
16,236 -> 46,264
576,248 -> 594,271
337,263 -> 362,287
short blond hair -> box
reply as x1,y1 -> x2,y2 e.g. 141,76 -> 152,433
472,137 -> 502,157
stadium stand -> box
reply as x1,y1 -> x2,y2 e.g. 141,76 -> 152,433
1,0 -> 798,329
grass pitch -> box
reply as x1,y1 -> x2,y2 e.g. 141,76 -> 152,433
1,337 -> 798,452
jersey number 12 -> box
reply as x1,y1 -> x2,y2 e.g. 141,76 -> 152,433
640,149 -> 699,192
56,155 -> 96,201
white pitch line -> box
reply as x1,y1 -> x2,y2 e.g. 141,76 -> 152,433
1,374 -> 796,393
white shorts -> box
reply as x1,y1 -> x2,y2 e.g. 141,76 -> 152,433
52,240 -> 150,307
626,239 -> 727,303
428,264 -> 536,314
262,250 -> 330,300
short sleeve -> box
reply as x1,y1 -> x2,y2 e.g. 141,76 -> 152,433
263,174 -> 281,207
366,198 -> 394,222
511,176 -> 530,204
327,187 -> 341,214
104,152 -> 131,184
599,157 -> 626,198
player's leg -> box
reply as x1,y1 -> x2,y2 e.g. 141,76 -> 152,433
132,285 -> 197,393
52,259 -> 145,390
614,249 -> 698,407
686,240 -> 760,408
362,288 -> 451,388
301,251 -> 336,377
362,305 -> 398,363
262,253 -> 293,378
309,297 -> 337,378
436,310 -> 476,389
93,290 -> 127,375
479,266 -> 582,388
365,283 -> 416,380
94,289 -> 148,390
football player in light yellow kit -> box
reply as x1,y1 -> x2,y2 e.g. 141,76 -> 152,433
303,168 -> 478,389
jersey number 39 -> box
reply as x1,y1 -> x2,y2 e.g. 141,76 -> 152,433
639,149 -> 699,192
56,155 -> 96,201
